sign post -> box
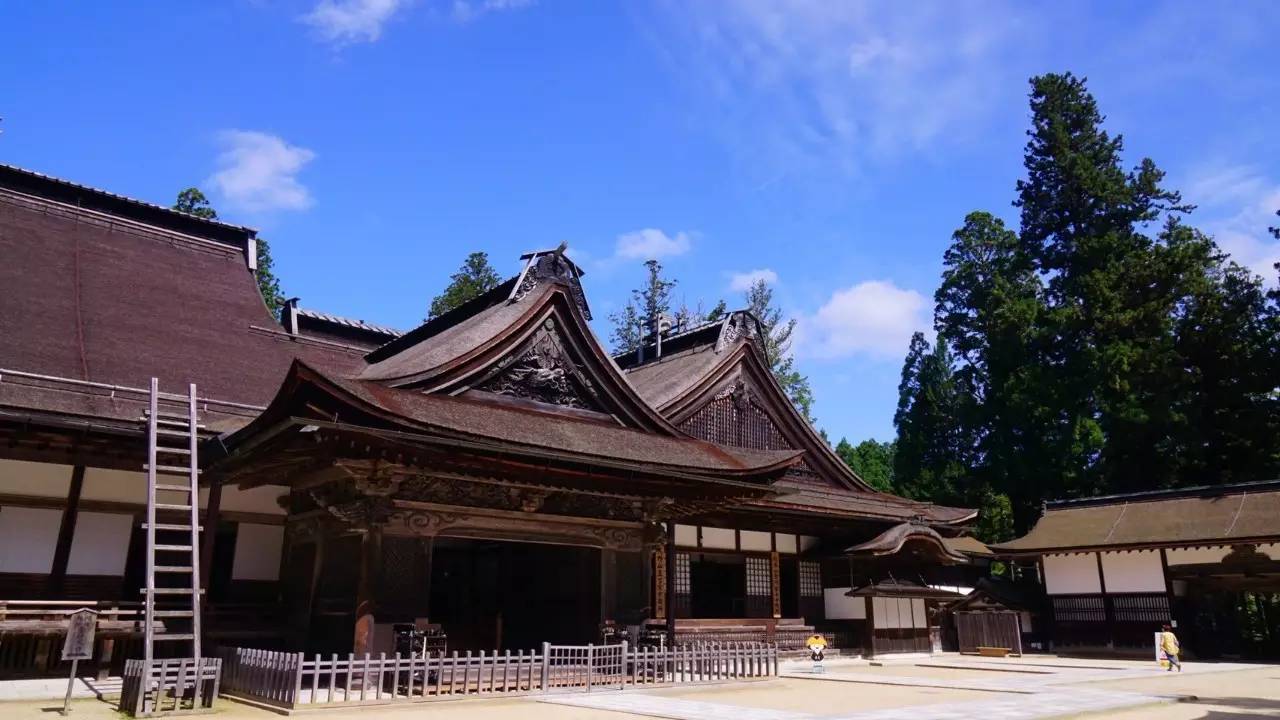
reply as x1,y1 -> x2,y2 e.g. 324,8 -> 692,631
60,609 -> 98,715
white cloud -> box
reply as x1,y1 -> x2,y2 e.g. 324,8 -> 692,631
1184,164 -> 1280,279
728,268 -> 778,292
647,2 -> 1026,177
208,131 -> 316,213
302,0 -> 408,45
614,228 -> 692,261
797,280 -> 928,360
452,0 -> 534,23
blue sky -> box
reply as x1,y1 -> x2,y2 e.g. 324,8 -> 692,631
3,1 -> 1279,443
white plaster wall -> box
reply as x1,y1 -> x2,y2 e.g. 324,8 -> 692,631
740,530 -> 771,552
1258,543 -> 1280,560
674,524 -> 698,547
231,523 -> 285,581
1043,553 -> 1102,594
1165,546 -> 1230,565
0,459 -> 73,498
775,534 -> 797,554
82,468 -> 150,504
1101,550 -> 1166,593
911,598 -> 926,627
823,588 -> 867,619
873,597 -> 919,629
66,512 -> 134,576
0,506 -> 62,572
701,527 -> 735,550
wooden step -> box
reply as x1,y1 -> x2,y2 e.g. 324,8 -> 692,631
155,566 -> 194,573
155,544 -> 194,552
154,503 -> 193,511
152,634 -> 196,641
141,588 -> 204,595
155,447 -> 192,455
155,483 -> 194,492
153,610 -> 195,618
143,523 -> 200,531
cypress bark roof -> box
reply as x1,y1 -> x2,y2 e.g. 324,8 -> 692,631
994,480 -> 1280,553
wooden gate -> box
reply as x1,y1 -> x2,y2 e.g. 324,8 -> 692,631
543,642 -> 626,692
955,611 -> 1022,655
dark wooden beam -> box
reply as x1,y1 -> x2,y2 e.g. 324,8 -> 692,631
665,520 -> 676,643
46,465 -> 86,595
199,480 -> 223,590
353,525 -> 382,656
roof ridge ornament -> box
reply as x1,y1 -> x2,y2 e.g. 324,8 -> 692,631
509,242 -> 592,320
715,311 -> 758,353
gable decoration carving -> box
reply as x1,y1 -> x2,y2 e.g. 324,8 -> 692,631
473,318 -> 606,411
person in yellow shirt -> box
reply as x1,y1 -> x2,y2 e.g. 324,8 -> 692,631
1160,624 -> 1182,671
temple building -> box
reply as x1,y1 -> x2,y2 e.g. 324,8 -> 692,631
995,482 -> 1280,659
0,163 -> 982,677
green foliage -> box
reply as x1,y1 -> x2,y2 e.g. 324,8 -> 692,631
745,278 -> 815,421
610,260 -> 677,353
705,299 -> 728,322
172,188 -> 284,316
893,72 -> 1280,534
255,238 -> 285,316
834,437 -> 896,493
428,251 -> 502,321
174,187 -> 218,219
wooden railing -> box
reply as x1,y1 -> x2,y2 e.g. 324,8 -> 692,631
219,641 -> 778,709
120,657 -> 221,717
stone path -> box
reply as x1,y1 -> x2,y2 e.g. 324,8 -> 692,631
538,688 -> 1169,720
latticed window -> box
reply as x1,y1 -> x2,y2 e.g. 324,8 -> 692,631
745,556 -> 771,597
799,561 -> 822,598
673,552 -> 691,595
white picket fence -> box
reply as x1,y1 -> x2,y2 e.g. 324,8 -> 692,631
219,641 -> 778,709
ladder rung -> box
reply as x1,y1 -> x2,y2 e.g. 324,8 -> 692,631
156,447 -> 192,455
155,565 -> 194,572
155,483 -> 194,492
156,418 -> 205,429
145,464 -> 200,475
152,610 -> 195,618
154,503 -> 193,511
155,428 -> 193,438
155,544 -> 193,551
153,634 -> 197,641
143,523 -> 200,531
141,588 -> 204,595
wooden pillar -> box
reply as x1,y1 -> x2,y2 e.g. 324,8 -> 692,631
420,536 -> 435,620
1096,552 -> 1114,649
47,465 -> 86,595
600,548 -> 617,624
664,521 -> 676,642
769,551 -> 782,619
353,525 -> 382,656
199,480 -> 223,592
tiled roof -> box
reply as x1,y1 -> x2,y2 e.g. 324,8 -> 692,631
297,308 -> 402,339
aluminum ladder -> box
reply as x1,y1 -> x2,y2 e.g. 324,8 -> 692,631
140,378 -> 204,710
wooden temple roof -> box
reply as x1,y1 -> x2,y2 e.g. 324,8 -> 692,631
993,480 -> 1280,554
619,312 -> 976,527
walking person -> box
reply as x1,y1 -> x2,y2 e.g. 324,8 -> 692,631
1160,624 -> 1182,672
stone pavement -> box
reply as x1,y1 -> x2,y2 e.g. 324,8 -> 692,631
539,687 -> 1170,720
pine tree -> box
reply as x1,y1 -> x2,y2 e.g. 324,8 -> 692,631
428,251 -> 502,320
893,333 -> 966,504
744,279 -> 815,421
172,187 -> 285,315
610,260 -> 676,353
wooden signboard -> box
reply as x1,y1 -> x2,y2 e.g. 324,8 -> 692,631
62,609 -> 98,661
60,609 -> 98,714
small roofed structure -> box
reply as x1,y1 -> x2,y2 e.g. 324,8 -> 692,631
993,480 -> 1280,658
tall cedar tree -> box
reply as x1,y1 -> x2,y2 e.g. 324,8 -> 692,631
898,73 -> 1280,535
610,260 -> 676,353
428,252 -> 501,320
892,333 -> 966,504
745,279 -> 815,421
173,188 -> 285,315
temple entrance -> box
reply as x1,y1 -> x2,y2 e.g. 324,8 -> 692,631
689,553 -> 746,617
429,538 -> 601,651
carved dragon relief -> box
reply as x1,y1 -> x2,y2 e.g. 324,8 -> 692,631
473,319 -> 606,411
715,311 -> 758,353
